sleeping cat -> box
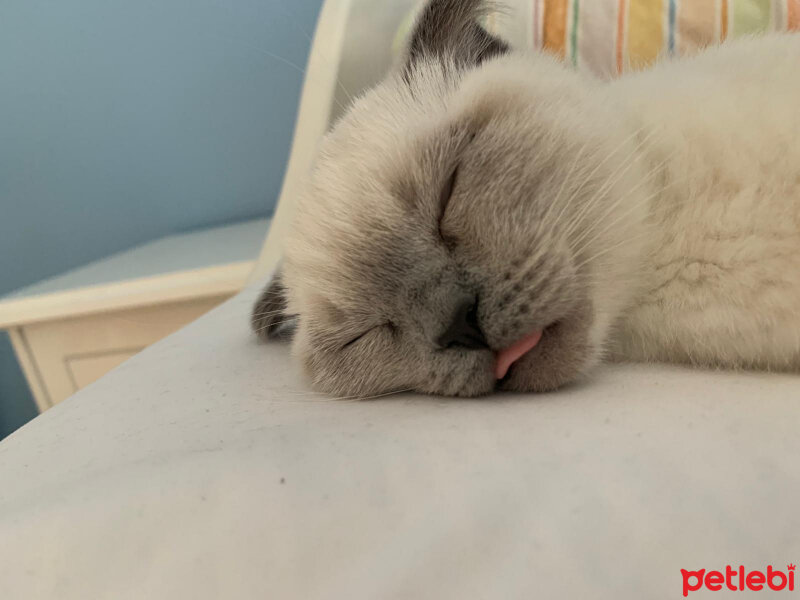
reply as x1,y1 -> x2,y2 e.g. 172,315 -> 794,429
253,0 -> 800,397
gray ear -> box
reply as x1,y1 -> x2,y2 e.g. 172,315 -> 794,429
251,271 -> 297,341
406,0 -> 510,72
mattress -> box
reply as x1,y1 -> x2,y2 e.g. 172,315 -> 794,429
1,284 -> 798,599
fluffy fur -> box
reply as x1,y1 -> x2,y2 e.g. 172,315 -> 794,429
253,0 -> 800,397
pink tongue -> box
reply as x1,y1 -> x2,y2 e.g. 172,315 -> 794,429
494,330 -> 543,380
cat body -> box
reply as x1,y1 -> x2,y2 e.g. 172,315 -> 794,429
254,0 -> 800,397
607,36 -> 800,370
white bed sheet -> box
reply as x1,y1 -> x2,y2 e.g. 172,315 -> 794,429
1,285 -> 798,599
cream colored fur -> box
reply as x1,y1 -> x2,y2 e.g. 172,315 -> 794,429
609,35 -> 800,370
254,17 -> 800,397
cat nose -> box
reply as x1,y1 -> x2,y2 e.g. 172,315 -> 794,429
436,297 -> 489,350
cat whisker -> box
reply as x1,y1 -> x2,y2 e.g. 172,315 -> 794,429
571,175 -> 685,260
280,387 -> 416,403
251,310 -> 287,320
221,38 -> 350,114
254,318 -> 296,332
334,388 -> 416,402
559,126 -> 665,242
253,316 -> 298,332
544,132 -> 655,253
264,1 -> 357,104
568,152 -> 679,254
549,124 -> 660,237
571,178 -> 687,271
572,230 -> 654,273
191,0 -> 357,110
540,137 -> 592,225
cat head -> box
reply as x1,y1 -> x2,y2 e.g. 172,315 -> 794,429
253,0 -> 651,397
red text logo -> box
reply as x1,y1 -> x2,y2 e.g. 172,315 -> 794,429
681,564 -> 795,596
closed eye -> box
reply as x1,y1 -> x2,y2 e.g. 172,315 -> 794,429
342,322 -> 395,349
438,166 -> 459,241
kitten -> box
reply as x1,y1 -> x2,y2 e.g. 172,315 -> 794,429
253,0 -> 800,397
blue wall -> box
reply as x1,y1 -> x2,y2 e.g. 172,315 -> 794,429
0,0 -> 324,438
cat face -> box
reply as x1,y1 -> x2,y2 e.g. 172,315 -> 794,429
254,0 -> 651,397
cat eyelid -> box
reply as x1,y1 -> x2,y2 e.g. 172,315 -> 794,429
342,322 -> 394,349
438,166 -> 459,227
437,131 -> 475,243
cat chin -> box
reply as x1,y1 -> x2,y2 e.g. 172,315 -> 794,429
416,350 -> 497,398
419,373 -> 496,398
496,354 -> 595,394
495,318 -> 597,393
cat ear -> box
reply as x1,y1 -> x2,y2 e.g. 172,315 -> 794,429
251,271 -> 297,341
405,0 -> 510,73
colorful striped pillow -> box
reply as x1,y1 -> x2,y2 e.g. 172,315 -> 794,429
396,1 -> 800,78
531,0 -> 800,77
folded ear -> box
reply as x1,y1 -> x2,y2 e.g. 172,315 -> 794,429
405,0 -> 510,73
251,271 -> 297,341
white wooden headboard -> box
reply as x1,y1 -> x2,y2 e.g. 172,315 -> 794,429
249,0 -> 418,281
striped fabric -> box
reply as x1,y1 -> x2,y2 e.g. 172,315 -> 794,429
530,0 -> 800,77
395,1 -> 800,77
